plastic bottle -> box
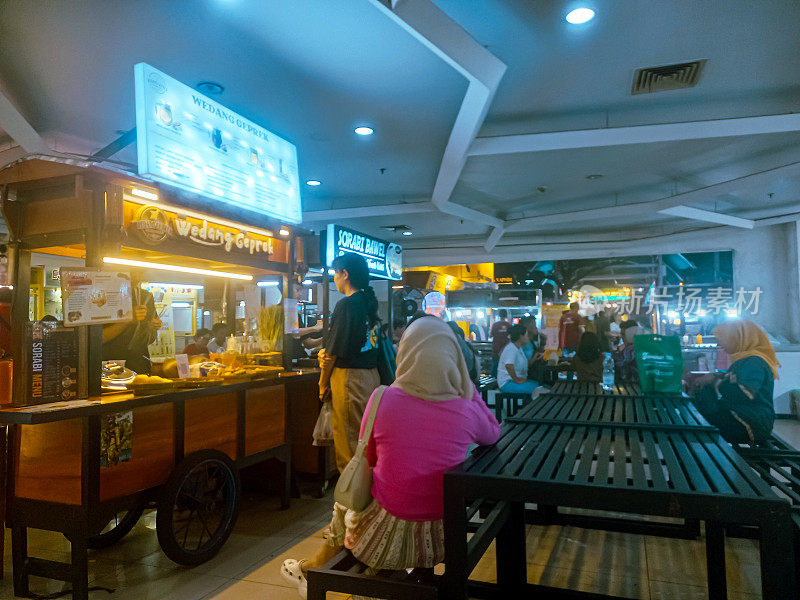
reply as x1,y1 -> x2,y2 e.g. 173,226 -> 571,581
602,353 -> 615,386
696,334 -> 703,345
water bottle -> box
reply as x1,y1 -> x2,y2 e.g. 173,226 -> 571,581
602,353 -> 614,386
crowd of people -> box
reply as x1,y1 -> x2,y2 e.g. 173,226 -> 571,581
277,254 -> 779,598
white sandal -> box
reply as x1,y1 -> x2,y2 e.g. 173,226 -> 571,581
281,559 -> 308,599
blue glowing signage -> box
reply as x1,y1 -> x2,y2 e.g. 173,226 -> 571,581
325,224 -> 402,281
134,63 -> 302,224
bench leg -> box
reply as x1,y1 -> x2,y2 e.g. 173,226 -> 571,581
760,516 -> 797,600
442,483 -> 469,600
496,501 -> 526,594
704,521 -> 727,600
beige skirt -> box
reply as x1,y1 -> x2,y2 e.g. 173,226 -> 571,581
328,500 -> 445,571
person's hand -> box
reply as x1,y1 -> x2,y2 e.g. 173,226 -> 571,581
532,352 -> 544,362
695,373 -> 718,387
319,383 -> 330,402
133,305 -> 147,321
148,318 -> 162,331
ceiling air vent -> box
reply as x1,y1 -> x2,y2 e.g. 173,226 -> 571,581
631,60 -> 706,95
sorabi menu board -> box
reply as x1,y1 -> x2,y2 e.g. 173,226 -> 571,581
60,268 -> 134,326
324,224 -> 403,280
28,321 -> 79,405
134,62 -> 302,224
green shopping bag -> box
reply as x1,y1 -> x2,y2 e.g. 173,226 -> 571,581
634,334 -> 683,394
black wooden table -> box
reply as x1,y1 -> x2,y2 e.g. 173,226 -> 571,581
442,383 -> 796,600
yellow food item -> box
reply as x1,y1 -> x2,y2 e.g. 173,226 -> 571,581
132,374 -> 148,384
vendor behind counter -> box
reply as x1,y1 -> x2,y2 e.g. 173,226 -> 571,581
102,284 -> 161,374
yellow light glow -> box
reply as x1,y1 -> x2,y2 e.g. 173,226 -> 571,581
102,257 -> 253,281
125,193 -> 274,238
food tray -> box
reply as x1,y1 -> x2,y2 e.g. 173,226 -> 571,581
129,382 -> 177,396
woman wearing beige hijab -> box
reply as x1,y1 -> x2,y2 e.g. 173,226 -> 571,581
282,317 -> 500,598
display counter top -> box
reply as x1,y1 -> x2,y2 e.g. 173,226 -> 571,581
0,370 -> 320,425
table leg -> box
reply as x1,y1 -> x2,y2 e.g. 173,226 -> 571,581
760,516 -> 797,600
496,501 -> 526,594
12,526 -> 29,598
442,478 -> 469,600
281,446 -> 291,510
71,535 -> 89,600
704,521 -> 727,599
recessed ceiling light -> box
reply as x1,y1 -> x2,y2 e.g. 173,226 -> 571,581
306,180 -> 321,186
197,81 -> 225,95
279,228 -> 290,236
354,126 -> 374,136
402,230 -> 413,236
565,7 -> 595,24
586,174 -> 603,180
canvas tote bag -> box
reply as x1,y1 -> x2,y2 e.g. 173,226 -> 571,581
334,385 -> 386,512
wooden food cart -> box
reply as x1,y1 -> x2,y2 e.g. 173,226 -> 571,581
0,158 -> 318,599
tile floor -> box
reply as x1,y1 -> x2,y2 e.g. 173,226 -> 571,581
0,418 -> 796,600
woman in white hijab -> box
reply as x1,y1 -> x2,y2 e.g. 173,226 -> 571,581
282,317 -> 500,598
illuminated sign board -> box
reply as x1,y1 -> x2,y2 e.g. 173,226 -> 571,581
324,224 -> 402,281
134,63 -> 301,224
122,201 -> 289,263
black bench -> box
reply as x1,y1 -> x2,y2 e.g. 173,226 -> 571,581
306,549 -> 440,600
305,499 -> 499,600
493,391 -> 531,422
732,432 -> 800,556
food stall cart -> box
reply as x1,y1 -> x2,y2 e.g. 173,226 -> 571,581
0,157 -> 319,599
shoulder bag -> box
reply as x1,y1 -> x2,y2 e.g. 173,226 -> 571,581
334,385 -> 386,512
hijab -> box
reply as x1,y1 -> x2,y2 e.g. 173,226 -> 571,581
393,316 -> 474,401
714,320 -> 780,379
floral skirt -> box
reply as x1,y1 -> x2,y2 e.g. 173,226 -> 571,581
327,500 -> 445,571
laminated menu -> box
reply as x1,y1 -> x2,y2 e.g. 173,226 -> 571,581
60,268 -> 133,326
27,321 -> 79,405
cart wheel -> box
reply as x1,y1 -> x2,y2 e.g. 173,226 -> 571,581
87,499 -> 147,550
156,449 -> 241,565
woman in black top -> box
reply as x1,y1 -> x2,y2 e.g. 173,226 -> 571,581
319,253 -> 381,472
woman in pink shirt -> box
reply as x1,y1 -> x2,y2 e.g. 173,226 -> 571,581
282,317 -> 500,597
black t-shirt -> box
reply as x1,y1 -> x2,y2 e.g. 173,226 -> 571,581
325,291 -> 378,369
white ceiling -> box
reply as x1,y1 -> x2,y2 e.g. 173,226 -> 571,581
1,0 -> 800,265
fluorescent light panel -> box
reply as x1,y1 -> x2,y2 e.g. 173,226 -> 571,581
146,282 -> 204,289
131,187 -> 159,201
257,280 -> 280,287
103,257 -> 252,281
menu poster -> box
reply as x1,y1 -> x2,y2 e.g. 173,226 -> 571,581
101,411 -> 133,467
27,321 -> 79,405
60,268 -> 133,326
